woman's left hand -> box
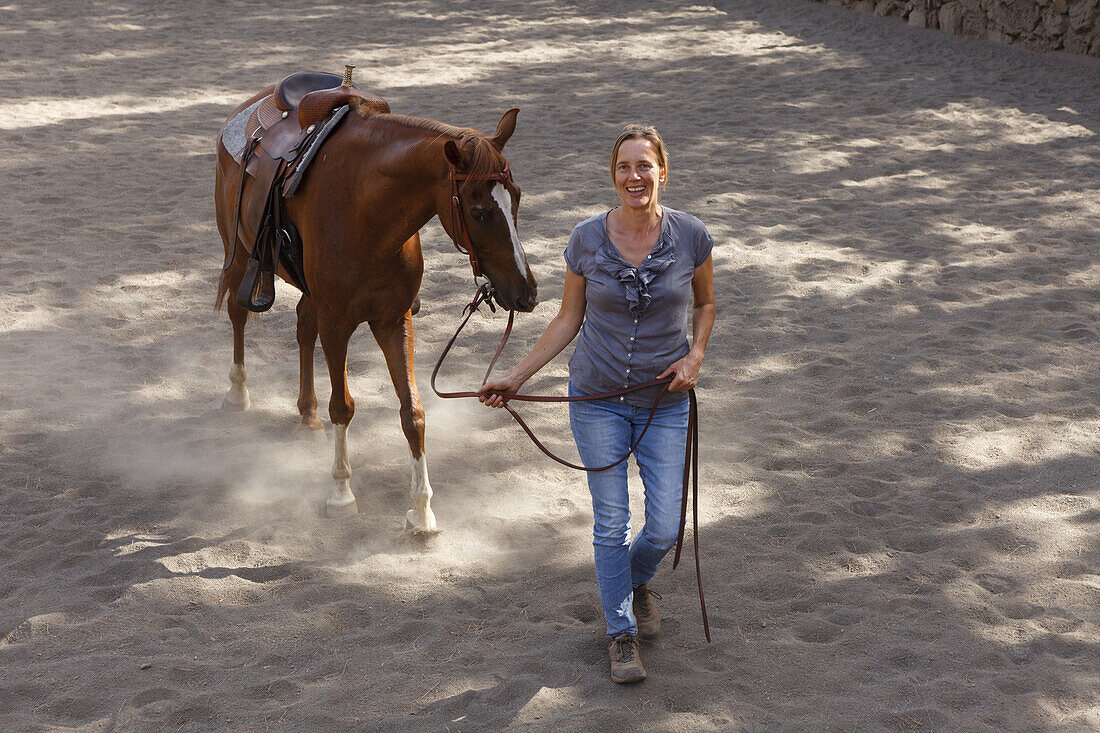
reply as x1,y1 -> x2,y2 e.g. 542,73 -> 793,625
658,350 -> 703,392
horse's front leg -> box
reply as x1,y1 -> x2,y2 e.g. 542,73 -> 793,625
296,295 -> 324,432
371,312 -> 437,534
319,320 -> 358,517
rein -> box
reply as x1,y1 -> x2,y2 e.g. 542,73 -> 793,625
431,283 -> 710,643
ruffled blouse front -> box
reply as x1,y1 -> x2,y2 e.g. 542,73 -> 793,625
593,232 -> 677,316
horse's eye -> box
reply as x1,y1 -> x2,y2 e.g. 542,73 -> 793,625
471,210 -> 489,224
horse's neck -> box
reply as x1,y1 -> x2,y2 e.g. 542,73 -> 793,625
338,117 -> 464,256
352,116 -> 451,186
338,118 -> 446,239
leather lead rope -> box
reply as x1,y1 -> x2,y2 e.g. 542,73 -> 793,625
432,284 -> 710,642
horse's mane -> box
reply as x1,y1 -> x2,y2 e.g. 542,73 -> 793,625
351,102 -> 504,179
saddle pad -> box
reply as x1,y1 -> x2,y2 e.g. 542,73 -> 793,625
220,98 -> 264,161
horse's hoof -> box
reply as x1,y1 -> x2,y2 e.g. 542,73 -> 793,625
222,394 -> 250,411
325,498 -> 359,517
404,510 -> 439,535
297,421 -> 324,441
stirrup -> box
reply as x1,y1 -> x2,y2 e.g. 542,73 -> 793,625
236,258 -> 276,312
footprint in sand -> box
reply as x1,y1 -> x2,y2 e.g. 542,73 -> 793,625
995,403 -> 1035,418
795,619 -> 843,644
564,602 -> 600,624
1039,633 -> 1087,658
807,416 -> 847,434
1060,322 -> 1096,341
998,600 -> 1042,620
130,687 -> 179,708
845,478 -> 892,499
882,709 -> 949,731
850,500 -> 889,517
992,676 -> 1037,695
245,678 -> 301,704
1050,560 -> 1092,579
973,573 -> 1016,594
827,609 -> 865,626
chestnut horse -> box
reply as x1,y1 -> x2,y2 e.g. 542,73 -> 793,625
213,95 -> 538,531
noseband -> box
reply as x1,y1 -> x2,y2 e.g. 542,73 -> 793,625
448,165 -> 513,280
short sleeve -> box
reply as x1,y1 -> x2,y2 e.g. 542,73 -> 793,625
694,221 -> 714,268
563,226 -> 585,276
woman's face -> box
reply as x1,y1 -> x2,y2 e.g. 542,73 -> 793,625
614,138 -> 665,212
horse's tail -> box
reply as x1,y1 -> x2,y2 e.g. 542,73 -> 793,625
215,269 -> 230,311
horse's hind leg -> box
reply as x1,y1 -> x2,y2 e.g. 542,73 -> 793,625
215,154 -> 252,412
371,312 -> 437,534
319,319 -> 358,517
222,270 -> 252,411
296,295 -> 324,432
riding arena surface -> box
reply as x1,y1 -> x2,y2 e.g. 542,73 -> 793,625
1,1 -> 1098,730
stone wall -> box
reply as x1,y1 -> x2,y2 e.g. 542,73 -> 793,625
817,0 -> 1100,56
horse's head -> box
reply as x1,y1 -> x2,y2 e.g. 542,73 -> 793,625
443,109 -> 538,313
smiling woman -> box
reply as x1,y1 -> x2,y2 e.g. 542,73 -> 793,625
479,124 -> 716,684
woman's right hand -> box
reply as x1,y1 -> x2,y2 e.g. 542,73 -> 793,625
478,375 -> 523,408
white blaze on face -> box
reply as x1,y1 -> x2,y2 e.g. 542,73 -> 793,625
490,183 -> 528,275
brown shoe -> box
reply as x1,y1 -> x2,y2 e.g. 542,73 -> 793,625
633,585 -> 662,639
609,633 -> 646,683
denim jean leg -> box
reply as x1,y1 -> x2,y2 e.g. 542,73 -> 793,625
569,386 -> 637,637
629,398 -> 690,589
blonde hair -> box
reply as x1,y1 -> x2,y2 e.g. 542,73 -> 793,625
609,124 -> 669,186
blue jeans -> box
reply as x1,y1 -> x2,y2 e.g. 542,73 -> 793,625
568,383 -> 689,637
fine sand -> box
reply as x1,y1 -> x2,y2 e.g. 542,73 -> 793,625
2,1 -> 1099,730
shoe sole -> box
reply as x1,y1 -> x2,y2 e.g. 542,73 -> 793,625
611,669 -> 647,684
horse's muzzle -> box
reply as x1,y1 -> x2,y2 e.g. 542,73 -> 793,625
496,289 -> 537,313
490,268 -> 537,312
514,293 -> 538,312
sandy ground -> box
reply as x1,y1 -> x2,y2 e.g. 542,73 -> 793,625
2,0 -> 1099,730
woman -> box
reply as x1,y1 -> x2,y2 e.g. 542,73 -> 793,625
479,124 -> 715,684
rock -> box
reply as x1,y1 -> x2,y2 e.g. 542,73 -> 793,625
1043,5 -> 1069,34
939,2 -> 964,33
1065,30 -> 1090,52
989,0 -> 1042,34
809,0 -> 1099,56
875,0 -> 905,16
1069,0 -> 1098,32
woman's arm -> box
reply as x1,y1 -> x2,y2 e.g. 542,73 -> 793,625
657,254 -> 715,391
478,267 -> 588,408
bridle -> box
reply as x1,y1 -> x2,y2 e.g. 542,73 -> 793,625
431,283 -> 710,643
447,165 -> 513,280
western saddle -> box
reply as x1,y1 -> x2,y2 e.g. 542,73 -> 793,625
226,65 -> 390,312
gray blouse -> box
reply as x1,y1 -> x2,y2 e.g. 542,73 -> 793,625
564,207 -> 714,407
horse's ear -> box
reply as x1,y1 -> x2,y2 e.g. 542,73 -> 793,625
444,139 -> 465,170
489,108 -> 520,150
